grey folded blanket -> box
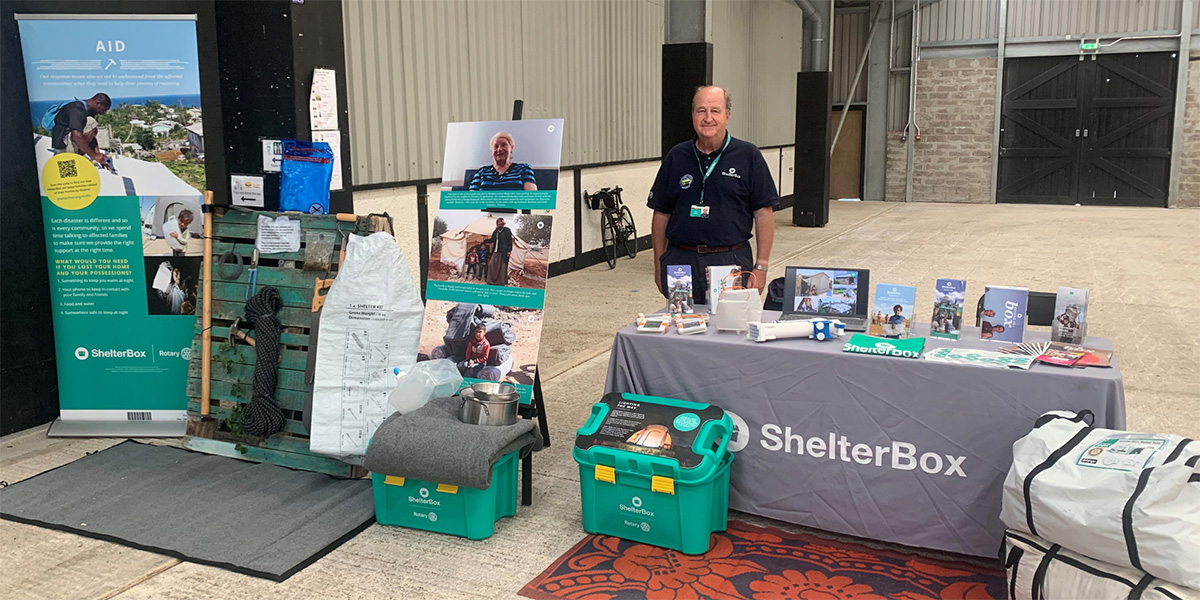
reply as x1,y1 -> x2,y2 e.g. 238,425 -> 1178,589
363,396 -> 543,490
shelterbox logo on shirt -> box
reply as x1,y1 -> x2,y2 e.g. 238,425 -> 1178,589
724,410 -> 967,478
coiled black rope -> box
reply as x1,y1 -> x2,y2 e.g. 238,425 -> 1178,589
241,287 -> 286,437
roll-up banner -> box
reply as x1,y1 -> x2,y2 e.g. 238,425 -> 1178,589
16,14 -> 206,436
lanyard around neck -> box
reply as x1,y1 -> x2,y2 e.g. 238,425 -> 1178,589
694,133 -> 731,205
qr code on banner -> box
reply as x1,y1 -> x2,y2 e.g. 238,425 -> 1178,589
58,160 -> 78,178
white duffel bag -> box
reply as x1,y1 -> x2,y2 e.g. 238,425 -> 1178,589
1004,529 -> 1198,600
1000,410 -> 1200,589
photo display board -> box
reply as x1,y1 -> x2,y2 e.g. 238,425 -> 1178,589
416,119 -> 562,404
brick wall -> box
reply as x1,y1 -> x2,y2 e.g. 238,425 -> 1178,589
1178,58 -> 1200,209
885,58 -> 997,203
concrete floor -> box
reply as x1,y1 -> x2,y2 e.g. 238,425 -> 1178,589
3,202 -> 1198,599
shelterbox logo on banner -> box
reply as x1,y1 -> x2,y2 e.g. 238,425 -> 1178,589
725,410 -> 967,477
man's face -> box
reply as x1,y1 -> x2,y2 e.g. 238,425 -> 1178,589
491,137 -> 513,165
894,307 -> 902,315
496,219 -> 504,229
692,88 -> 730,141
88,100 -> 109,117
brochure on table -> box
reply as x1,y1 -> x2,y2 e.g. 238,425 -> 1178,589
667,265 -> 693,314
980,286 -> 1028,343
417,119 -> 563,404
930,279 -> 965,340
870,284 -> 916,339
1051,287 -> 1088,344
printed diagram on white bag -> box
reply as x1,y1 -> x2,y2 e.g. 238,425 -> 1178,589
1076,435 -> 1168,471
336,326 -> 392,454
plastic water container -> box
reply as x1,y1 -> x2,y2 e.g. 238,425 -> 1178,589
574,392 -> 733,555
388,359 -> 462,414
371,450 -> 518,540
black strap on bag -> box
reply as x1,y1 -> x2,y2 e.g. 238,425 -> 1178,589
1030,543 -> 1061,600
1004,543 -> 1025,600
1007,530 -> 1142,590
1022,411 -> 1094,535
1122,438 -> 1192,572
1129,573 -> 1155,600
1154,586 -> 1184,600
1163,439 -> 1193,464
1122,470 -> 1154,572
1033,409 -> 1094,429
1186,454 -> 1200,482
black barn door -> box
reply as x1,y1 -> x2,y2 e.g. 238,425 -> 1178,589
1079,53 -> 1177,206
997,52 -> 1176,207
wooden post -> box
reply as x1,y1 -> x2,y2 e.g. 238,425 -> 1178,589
200,191 -> 214,416
187,191 -> 218,438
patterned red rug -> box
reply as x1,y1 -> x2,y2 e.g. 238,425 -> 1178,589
519,520 -> 1005,600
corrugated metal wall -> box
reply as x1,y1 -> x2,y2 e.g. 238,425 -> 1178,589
889,12 -> 913,131
343,0 -> 663,186
920,0 -> 1000,42
712,0 -> 804,146
748,0 -> 804,145
833,10 -> 870,104
912,0 -> 1190,43
711,0 -> 755,141
1005,0 -> 1182,39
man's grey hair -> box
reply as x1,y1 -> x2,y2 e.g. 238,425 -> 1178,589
692,86 -> 732,112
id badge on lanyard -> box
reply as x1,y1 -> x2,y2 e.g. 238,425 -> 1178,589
691,133 -> 731,219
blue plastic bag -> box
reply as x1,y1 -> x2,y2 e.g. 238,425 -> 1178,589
279,139 -> 333,214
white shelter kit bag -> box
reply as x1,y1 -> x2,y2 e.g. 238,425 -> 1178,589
1000,410 -> 1200,589
712,287 -> 761,334
310,233 -> 424,458
1003,530 -> 1198,600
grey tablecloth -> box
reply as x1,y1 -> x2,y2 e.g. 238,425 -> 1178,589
605,313 -> 1125,557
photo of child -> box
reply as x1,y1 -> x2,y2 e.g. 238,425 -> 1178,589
458,324 -> 491,378
417,300 -> 544,386
883,304 -> 907,338
144,256 -> 200,316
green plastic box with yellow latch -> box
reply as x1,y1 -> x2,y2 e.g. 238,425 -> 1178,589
370,450 -> 518,540
573,392 -> 733,555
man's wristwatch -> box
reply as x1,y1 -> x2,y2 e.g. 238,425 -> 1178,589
752,264 -> 768,272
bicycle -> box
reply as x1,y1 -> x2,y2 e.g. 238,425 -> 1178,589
583,186 -> 637,269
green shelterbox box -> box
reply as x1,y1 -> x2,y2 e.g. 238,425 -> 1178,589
370,450 -> 518,540
573,392 -> 733,555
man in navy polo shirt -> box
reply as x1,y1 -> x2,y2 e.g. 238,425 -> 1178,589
648,86 -> 777,304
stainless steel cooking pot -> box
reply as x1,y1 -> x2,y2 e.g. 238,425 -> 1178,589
458,382 -> 519,426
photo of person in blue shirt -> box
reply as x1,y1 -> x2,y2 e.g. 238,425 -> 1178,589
469,132 -> 538,191
884,304 -> 907,338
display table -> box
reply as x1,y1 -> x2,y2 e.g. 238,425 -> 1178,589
604,313 -> 1125,557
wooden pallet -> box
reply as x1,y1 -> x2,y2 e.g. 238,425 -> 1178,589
184,209 -> 381,477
